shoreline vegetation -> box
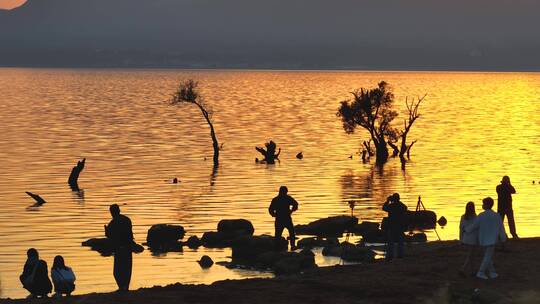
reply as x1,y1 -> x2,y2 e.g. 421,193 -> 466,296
3,238 -> 539,303
2,66 -> 540,73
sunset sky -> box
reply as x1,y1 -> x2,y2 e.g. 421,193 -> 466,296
0,0 -> 25,9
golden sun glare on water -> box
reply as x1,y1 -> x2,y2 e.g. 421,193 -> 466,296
0,0 -> 26,10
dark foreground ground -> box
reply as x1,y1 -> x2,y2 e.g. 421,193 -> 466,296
2,238 -> 539,304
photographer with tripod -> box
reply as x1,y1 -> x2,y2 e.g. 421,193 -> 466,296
383,193 -> 408,260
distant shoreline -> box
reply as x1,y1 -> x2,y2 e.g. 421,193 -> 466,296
2,238 -> 538,303
1,66 -> 540,74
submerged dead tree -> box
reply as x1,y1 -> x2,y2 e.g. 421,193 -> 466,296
256,140 -> 281,164
171,80 -> 220,166
337,81 -> 425,166
397,95 -> 425,163
68,158 -> 85,191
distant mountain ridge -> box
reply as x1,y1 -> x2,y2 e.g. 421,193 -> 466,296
1,0 -> 540,70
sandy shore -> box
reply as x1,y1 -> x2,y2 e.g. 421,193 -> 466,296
2,238 -> 540,304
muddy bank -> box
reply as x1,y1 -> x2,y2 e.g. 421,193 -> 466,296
2,238 -> 540,304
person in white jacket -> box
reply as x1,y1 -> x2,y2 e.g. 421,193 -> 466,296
466,197 -> 507,279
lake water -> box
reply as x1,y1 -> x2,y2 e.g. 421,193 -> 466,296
1,68 -> 539,299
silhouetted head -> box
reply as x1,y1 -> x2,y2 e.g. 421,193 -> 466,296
110,204 -> 121,218
392,193 -> 400,202
27,248 -> 38,260
52,255 -> 67,270
464,201 -> 476,220
482,197 -> 494,210
279,186 -> 288,196
501,176 -> 510,184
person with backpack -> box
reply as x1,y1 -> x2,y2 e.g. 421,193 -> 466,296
19,248 -> 52,298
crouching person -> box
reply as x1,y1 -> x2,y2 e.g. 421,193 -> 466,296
20,248 -> 52,298
51,255 -> 76,297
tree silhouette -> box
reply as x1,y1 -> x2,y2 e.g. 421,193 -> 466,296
337,81 -> 425,166
171,80 -> 220,166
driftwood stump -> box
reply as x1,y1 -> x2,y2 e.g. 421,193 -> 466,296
255,140 -> 281,164
68,158 -> 86,190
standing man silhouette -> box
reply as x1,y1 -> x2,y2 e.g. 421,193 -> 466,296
496,176 -> 518,238
105,204 -> 134,292
467,197 -> 507,279
382,193 -> 408,260
269,186 -> 298,250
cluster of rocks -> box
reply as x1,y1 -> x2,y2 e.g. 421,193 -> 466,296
230,234 -> 316,275
201,219 -> 255,248
297,237 -> 339,249
295,236 -> 376,262
295,215 -> 358,236
83,214 -> 433,273
82,219 -> 315,274
294,215 -> 428,244
322,242 -> 376,262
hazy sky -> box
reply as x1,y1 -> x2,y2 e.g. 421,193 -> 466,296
0,0 -> 25,9
1,0 -> 539,69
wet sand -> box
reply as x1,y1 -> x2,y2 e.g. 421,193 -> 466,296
2,238 -> 539,304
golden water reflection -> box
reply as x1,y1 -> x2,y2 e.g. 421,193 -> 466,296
0,69 -> 539,298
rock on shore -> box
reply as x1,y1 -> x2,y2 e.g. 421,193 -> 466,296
230,235 -> 315,274
295,216 -> 358,236
82,238 -> 144,256
322,242 -> 375,262
146,224 -> 186,252
202,219 -> 255,248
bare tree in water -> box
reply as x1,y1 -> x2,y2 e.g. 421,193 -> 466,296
171,80 -> 220,166
388,95 -> 426,165
337,81 -> 425,166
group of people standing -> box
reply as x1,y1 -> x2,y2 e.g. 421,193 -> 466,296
18,177 -> 519,297
380,175 -> 518,277
459,176 -> 518,279
19,249 -> 76,298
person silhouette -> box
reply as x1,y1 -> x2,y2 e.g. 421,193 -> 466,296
496,176 -> 518,238
51,255 -> 76,297
19,248 -> 52,298
20,248 -> 39,292
467,197 -> 507,279
269,186 -> 298,249
459,201 -> 478,276
382,193 -> 408,260
105,204 -> 134,292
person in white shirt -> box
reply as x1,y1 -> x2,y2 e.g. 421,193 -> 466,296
51,255 -> 76,297
467,197 -> 507,279
459,201 -> 478,276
